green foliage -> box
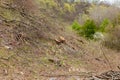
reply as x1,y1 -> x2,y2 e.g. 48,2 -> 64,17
72,19 -> 110,39
81,20 -> 97,39
72,21 -> 81,31
99,19 -> 109,32
72,20 -> 97,39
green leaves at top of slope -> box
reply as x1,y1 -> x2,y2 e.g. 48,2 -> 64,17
72,19 -> 110,39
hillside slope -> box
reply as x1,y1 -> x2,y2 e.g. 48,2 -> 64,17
0,0 -> 120,80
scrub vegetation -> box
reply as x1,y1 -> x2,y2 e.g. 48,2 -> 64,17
0,0 -> 120,79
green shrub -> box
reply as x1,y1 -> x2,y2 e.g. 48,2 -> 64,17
99,19 -> 109,32
72,21 -> 81,31
72,19 -> 110,39
72,20 -> 97,39
81,20 -> 97,39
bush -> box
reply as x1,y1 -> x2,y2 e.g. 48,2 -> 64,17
72,21 -> 81,31
99,19 -> 109,32
72,19 -> 109,39
72,20 -> 97,39
81,20 -> 97,39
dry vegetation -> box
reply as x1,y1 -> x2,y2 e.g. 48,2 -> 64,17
104,26 -> 120,51
0,0 -> 120,80
89,6 -> 120,25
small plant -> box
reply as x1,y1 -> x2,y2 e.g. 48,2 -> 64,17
99,19 -> 109,32
72,20 -> 81,31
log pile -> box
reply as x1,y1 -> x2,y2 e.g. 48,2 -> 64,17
96,70 -> 120,80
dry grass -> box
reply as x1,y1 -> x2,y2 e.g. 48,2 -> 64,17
0,0 -> 120,79
12,0 -> 39,14
103,26 -> 120,51
88,6 -> 120,25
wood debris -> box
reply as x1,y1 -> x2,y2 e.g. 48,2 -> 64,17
55,36 -> 66,44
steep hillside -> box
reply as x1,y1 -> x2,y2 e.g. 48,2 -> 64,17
0,0 -> 120,80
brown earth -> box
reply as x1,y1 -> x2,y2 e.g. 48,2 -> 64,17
0,0 -> 120,80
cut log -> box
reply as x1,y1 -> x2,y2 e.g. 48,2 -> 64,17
55,36 -> 66,44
